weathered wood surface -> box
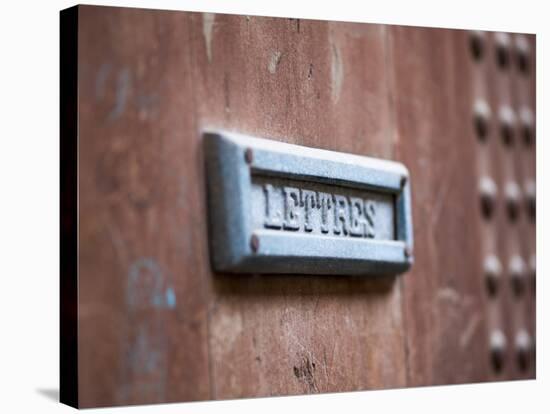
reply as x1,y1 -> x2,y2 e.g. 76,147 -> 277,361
77,6 -> 212,407
390,27 -> 489,386
71,5 -> 535,407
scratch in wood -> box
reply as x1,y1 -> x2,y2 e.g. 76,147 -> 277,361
323,348 -> 330,384
330,40 -> 343,103
223,72 -> 231,113
312,295 -> 320,315
202,13 -> 215,63
268,51 -> 283,74
429,161 -> 457,227
460,313 -> 481,349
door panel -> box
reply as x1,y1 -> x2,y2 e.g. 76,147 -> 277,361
391,27 -> 489,386
62,5 -> 536,408
186,13 -> 407,399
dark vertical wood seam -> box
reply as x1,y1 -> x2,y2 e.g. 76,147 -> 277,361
383,25 -> 411,388
185,12 -> 215,400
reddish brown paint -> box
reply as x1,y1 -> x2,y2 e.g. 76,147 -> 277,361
65,5 -> 536,408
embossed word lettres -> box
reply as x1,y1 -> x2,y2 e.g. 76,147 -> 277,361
261,183 -> 377,238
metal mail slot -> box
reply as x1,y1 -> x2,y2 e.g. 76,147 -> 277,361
204,131 -> 414,275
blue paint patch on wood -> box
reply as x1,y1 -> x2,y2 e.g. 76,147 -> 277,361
165,287 -> 176,308
127,258 -> 177,310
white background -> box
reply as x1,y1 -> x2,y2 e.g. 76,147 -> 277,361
0,0 -> 547,412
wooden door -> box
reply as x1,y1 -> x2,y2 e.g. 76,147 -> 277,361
60,5 -> 536,408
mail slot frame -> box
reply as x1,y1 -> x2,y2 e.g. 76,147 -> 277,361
203,130 -> 414,275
